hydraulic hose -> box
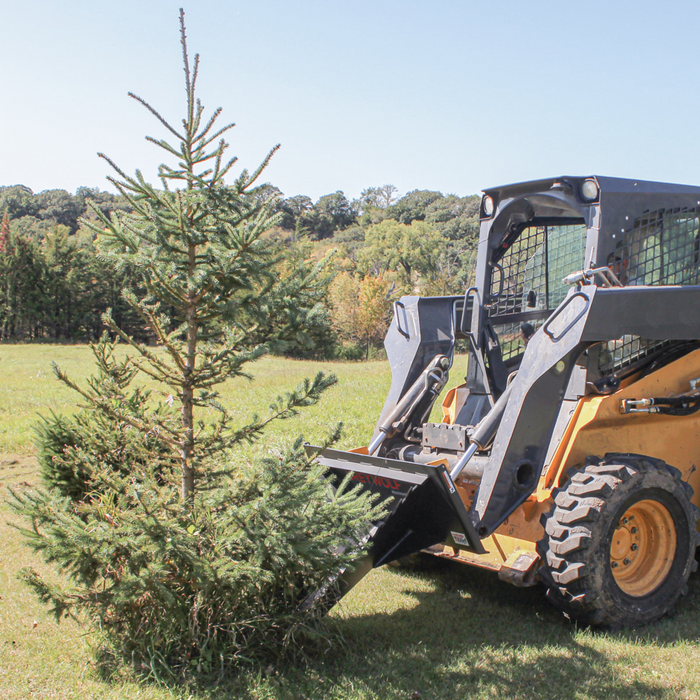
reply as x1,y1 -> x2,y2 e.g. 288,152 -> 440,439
621,393 -> 700,417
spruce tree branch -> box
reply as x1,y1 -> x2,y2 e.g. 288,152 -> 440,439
188,56 -> 200,135
189,168 -> 214,184
194,106 -> 222,141
52,366 -> 181,448
216,155 -> 241,183
98,154 -> 139,187
202,139 -> 229,182
102,179 -> 153,223
197,418 -> 229,455
112,224 -> 157,254
147,266 -> 189,307
144,136 -> 182,158
204,372 -> 338,451
129,358 -> 180,387
131,302 -> 188,376
241,145 -> 281,190
190,98 -> 204,141
180,7 -> 192,109
129,92 -> 184,142
190,347 -> 265,387
102,312 -> 183,385
198,119 -> 236,150
192,275 -> 222,305
211,145 -> 225,183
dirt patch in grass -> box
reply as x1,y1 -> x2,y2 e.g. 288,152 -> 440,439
0,453 -> 39,486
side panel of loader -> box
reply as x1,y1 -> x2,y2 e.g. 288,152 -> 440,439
541,347 -> 700,509
440,348 -> 700,577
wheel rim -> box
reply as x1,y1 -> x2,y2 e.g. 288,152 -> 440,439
610,499 -> 677,597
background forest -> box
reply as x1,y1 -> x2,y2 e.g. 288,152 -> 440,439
0,183 -> 479,358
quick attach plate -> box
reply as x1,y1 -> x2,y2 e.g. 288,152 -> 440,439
422,422 -> 470,451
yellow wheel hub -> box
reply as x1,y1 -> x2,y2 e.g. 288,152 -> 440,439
610,499 -> 676,597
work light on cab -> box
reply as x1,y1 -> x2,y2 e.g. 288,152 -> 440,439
581,178 -> 599,201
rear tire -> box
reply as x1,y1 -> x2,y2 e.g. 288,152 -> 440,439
538,453 -> 700,627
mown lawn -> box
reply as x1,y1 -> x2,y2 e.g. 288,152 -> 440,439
2,344 -> 700,699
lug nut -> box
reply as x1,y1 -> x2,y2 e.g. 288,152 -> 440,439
631,544 -> 638,551
624,558 -> 631,565
631,527 -> 637,534
612,562 -> 619,568
623,518 -> 629,524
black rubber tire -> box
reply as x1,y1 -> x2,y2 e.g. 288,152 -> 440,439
538,453 -> 700,627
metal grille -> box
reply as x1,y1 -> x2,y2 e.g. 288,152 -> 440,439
546,225 -> 588,307
598,207 -> 700,374
597,336 -> 671,375
619,208 -> 700,286
489,223 -> 587,361
493,318 -> 546,363
490,226 -> 546,316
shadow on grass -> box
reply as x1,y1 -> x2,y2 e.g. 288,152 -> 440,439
200,557 -> 700,700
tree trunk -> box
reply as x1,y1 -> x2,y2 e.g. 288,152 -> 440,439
181,243 -> 197,502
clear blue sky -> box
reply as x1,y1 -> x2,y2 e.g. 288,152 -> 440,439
2,0 -> 700,201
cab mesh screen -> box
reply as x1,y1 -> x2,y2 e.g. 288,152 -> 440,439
598,207 -> 700,374
489,223 -> 586,361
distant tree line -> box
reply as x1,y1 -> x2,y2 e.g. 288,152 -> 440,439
0,182 -> 480,357
0,187 -> 142,342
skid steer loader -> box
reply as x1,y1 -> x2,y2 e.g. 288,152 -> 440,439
308,175 -> 700,627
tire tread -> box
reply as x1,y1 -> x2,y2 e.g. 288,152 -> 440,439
538,453 -> 699,627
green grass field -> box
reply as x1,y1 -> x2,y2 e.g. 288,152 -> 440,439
2,345 -> 700,699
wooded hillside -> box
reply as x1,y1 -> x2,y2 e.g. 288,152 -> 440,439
0,183 -> 480,356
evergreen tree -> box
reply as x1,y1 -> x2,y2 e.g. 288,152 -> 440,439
0,210 -> 8,252
11,10 -> 381,677
241,241 -> 338,358
77,9 -> 331,501
0,224 -> 46,340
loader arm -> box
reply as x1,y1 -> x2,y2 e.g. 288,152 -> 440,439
372,294 -> 470,451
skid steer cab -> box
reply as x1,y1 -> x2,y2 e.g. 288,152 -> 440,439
307,175 -> 700,627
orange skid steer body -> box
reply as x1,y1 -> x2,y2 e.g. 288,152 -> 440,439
307,176 -> 700,627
